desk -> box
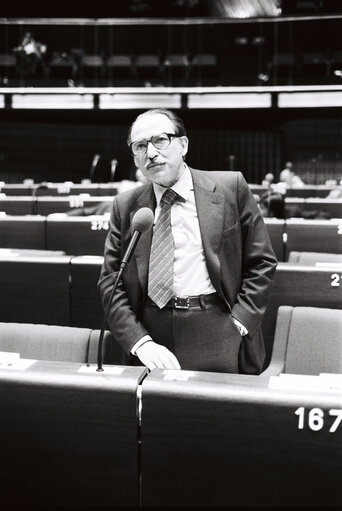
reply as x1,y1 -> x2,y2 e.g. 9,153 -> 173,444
0,255 -> 71,325
286,197 -> 342,218
70,255 -> 104,329
262,263 -> 342,367
141,370 -> 342,507
264,218 -> 285,261
0,215 -> 46,249
0,196 -> 33,214
46,216 -> 108,255
286,218 -> 342,255
0,361 -> 147,507
36,196 -> 114,215
0,183 -> 119,196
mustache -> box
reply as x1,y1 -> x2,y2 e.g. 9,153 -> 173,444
144,161 -> 164,168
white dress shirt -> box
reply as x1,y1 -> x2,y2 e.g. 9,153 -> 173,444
131,164 -> 247,355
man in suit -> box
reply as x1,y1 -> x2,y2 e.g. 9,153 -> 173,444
98,108 -> 277,374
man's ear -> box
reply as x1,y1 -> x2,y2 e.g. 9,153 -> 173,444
179,136 -> 189,158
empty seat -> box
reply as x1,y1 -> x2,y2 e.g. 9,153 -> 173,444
0,322 -> 120,365
299,51 -> 330,83
135,54 -> 161,84
262,306 -> 342,375
48,52 -> 76,84
106,54 -> 134,85
0,53 -> 17,83
268,52 -> 297,85
189,53 -> 218,85
162,53 -> 190,86
80,54 -> 105,85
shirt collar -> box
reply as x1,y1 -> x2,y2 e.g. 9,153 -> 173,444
152,164 -> 193,206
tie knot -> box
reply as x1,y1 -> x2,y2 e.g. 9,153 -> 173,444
160,188 -> 180,207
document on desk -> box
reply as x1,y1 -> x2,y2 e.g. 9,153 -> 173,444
0,352 -> 36,370
269,373 -> 342,393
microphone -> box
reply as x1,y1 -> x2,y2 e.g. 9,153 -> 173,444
97,207 -> 154,371
89,154 -> 100,182
109,159 -> 118,182
31,182 -> 49,214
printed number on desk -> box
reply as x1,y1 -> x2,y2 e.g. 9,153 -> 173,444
91,220 -> 109,231
295,407 -> 342,432
331,274 -> 342,287
69,196 -> 84,208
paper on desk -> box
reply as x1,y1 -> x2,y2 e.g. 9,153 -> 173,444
269,373 -> 342,393
0,352 -> 36,371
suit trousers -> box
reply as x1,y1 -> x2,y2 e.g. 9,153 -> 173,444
138,296 -> 242,373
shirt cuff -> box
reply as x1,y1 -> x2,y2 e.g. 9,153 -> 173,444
232,318 -> 248,336
130,335 -> 153,355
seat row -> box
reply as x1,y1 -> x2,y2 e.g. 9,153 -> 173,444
1,254 -> 341,368
1,215 -> 341,260
0,305 -> 341,508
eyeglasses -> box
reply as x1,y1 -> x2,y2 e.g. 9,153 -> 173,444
130,133 -> 179,156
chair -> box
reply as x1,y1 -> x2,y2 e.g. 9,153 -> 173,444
331,50 -> 342,82
189,53 -> 218,86
48,51 -> 76,85
288,251 -> 342,264
106,54 -> 134,85
299,51 -> 330,84
162,53 -> 190,86
268,52 -> 297,85
0,322 -> 121,365
80,54 -> 105,85
0,53 -> 17,84
261,306 -> 342,376
135,54 -> 162,85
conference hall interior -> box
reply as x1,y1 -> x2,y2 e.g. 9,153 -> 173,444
0,1 -> 341,509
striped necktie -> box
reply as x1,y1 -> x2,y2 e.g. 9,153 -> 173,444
148,188 -> 179,309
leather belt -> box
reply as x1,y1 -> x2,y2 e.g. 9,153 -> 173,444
148,292 -> 221,310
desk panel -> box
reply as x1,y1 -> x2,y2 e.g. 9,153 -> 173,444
285,186 -> 336,198
286,198 -> 342,218
46,216 -> 108,255
142,370 -> 342,507
262,263 -> 342,367
264,218 -> 285,261
0,361 -> 147,507
0,196 -> 33,214
70,256 -> 104,329
0,255 -> 71,325
37,196 -> 113,215
0,215 -> 46,249
286,218 -> 342,255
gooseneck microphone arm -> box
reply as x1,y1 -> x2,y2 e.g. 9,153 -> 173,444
97,207 -> 154,372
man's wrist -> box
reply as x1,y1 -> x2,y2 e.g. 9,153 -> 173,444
131,335 -> 153,355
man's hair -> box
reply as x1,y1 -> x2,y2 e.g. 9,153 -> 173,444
127,108 -> 187,145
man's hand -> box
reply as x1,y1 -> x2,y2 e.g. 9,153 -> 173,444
136,341 -> 181,371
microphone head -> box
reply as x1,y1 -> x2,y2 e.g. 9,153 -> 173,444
132,207 -> 154,233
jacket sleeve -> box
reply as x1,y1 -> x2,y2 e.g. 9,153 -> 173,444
97,197 -> 149,355
231,172 -> 278,337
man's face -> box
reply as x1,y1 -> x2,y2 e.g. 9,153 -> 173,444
130,113 -> 188,187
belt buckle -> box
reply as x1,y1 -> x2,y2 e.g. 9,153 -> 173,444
174,297 -> 190,309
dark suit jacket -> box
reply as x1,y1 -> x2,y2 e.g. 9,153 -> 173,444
98,169 -> 278,374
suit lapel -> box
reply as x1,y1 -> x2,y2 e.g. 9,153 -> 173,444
130,184 -> 155,297
190,168 -> 225,297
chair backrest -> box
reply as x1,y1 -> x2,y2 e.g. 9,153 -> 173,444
288,251 -> 342,264
0,322 -> 123,366
0,322 -> 92,363
262,306 -> 342,375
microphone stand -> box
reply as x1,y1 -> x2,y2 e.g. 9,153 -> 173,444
97,231 -> 142,372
